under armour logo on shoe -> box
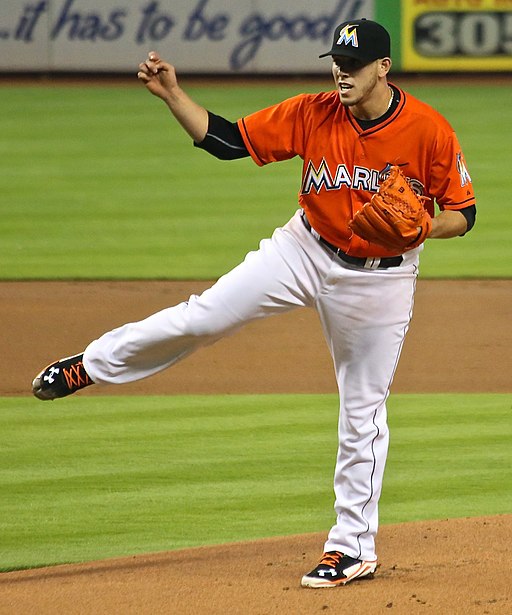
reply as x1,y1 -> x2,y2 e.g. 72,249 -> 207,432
43,366 -> 60,384
318,569 -> 338,577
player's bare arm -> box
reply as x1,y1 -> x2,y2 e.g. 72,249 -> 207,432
137,51 -> 208,143
429,209 -> 469,239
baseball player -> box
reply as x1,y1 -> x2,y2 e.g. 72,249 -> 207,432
32,19 -> 476,588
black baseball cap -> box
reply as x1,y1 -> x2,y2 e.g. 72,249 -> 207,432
319,19 -> 391,63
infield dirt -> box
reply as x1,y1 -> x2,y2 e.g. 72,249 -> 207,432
0,279 -> 510,614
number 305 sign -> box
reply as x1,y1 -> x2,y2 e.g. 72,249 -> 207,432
401,0 -> 512,71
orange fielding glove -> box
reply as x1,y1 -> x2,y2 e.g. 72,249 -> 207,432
349,166 -> 432,253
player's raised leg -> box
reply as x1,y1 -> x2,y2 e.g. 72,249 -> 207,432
32,212 -> 330,399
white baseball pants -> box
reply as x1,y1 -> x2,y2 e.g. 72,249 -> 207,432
84,209 -> 419,561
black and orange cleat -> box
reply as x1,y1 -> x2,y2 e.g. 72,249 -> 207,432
301,551 -> 377,588
32,353 -> 94,400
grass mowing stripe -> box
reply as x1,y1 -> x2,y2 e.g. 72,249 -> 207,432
381,394 -> 512,523
0,393 -> 510,570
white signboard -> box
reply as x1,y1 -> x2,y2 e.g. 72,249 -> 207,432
0,0 -> 373,73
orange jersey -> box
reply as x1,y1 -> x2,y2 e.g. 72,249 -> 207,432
237,85 -> 475,258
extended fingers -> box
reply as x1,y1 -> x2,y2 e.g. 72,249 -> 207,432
137,51 -> 164,80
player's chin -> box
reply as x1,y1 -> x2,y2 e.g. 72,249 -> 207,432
338,88 -> 357,106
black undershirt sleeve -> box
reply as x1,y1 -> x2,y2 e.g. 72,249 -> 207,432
194,111 -> 249,160
457,204 -> 476,234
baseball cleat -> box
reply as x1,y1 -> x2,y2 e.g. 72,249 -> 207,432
301,551 -> 377,588
32,353 -> 94,400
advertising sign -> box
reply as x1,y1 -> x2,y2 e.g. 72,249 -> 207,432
401,0 -> 512,71
0,0 -> 373,73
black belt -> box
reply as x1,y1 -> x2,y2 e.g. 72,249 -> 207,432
300,211 -> 403,270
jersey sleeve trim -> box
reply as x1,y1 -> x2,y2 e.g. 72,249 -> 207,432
438,196 -> 477,210
238,117 -> 266,166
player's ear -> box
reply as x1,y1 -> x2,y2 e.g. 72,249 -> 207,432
378,58 -> 392,77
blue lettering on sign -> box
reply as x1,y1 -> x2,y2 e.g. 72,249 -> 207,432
13,1 -> 48,42
183,0 -> 229,42
230,0 -> 363,70
51,0 -> 126,41
136,1 -> 175,44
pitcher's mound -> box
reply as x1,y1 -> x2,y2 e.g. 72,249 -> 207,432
1,515 -> 510,614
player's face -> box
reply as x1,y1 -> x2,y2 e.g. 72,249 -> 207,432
331,56 -> 381,108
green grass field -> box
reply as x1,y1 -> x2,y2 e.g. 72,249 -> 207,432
1,80 -> 511,278
1,393 -> 510,571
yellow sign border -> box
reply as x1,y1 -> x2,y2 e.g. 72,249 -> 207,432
401,0 -> 512,71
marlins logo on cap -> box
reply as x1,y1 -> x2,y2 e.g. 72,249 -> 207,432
336,24 -> 359,48
319,19 -> 391,63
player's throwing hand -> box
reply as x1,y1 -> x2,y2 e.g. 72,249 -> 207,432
137,51 -> 209,142
137,51 -> 178,101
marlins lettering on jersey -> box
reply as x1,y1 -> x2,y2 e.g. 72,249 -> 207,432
301,160 -> 426,196
302,160 -> 381,194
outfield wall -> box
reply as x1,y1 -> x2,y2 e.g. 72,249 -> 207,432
0,0 -> 510,73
